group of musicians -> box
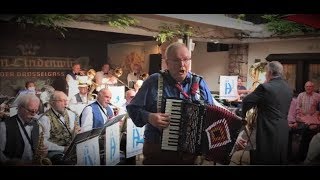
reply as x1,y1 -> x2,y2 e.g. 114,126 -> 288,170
1,41 -> 319,166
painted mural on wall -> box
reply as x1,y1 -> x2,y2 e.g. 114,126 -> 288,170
121,52 -> 144,73
249,61 -> 267,90
0,43 -> 90,97
120,52 -> 147,85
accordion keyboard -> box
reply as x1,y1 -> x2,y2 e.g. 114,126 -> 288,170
161,99 -> 183,151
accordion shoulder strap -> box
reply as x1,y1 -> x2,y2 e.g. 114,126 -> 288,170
157,73 -> 164,113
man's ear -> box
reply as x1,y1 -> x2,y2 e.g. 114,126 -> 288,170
164,58 -> 168,67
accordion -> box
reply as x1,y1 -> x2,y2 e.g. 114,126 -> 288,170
161,98 -> 243,164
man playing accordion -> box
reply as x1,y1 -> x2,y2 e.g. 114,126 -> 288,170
126,42 -> 214,165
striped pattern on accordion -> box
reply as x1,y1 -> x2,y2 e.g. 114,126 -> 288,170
202,105 -> 243,164
161,98 -> 243,164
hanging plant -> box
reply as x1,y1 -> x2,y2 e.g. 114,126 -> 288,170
9,14 -> 139,38
261,14 -> 317,35
155,23 -> 194,44
10,14 -> 73,38
102,14 -> 138,29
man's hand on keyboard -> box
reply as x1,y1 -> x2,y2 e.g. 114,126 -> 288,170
148,113 -> 170,129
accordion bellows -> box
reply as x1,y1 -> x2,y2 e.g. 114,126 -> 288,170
161,98 -> 243,165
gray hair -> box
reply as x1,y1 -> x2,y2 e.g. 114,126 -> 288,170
266,61 -> 283,77
49,90 -> 67,103
17,93 -> 40,108
98,88 -> 111,97
165,42 -> 188,59
125,89 -> 136,98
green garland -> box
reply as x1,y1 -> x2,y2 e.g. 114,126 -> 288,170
155,23 -> 194,44
9,14 -> 138,37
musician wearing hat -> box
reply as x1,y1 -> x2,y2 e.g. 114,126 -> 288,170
70,83 -> 89,104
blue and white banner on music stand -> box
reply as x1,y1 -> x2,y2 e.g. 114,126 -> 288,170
105,122 -> 120,165
76,136 -> 100,165
108,86 -> 125,107
219,76 -> 238,99
126,117 -> 145,158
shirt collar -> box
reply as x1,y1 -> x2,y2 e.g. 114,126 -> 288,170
17,115 -> 34,127
181,72 -> 192,85
51,108 -> 64,118
97,101 -> 107,110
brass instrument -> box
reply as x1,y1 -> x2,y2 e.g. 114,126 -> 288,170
242,106 -> 257,149
33,118 -> 52,165
86,69 -> 96,80
111,67 -> 130,89
139,72 -> 149,81
113,67 -> 123,78
244,107 -> 257,130
86,69 -> 98,101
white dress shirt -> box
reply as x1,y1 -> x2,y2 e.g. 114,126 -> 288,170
95,71 -> 117,91
127,72 -> 139,87
80,101 -> 109,133
38,109 -> 77,152
0,115 -> 43,162
66,74 -> 79,98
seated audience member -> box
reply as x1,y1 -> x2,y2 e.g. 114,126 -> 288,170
296,81 -> 320,125
70,83 -> 89,104
79,88 -> 114,132
228,77 -> 251,108
38,91 -> 81,165
296,81 -> 320,161
0,94 -> 48,165
237,78 -> 251,99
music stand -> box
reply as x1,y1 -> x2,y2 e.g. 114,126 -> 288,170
100,114 -> 126,135
62,114 -> 126,161
63,128 -> 102,161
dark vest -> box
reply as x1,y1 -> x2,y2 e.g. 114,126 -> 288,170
3,115 -> 39,159
75,93 -> 82,103
66,71 -> 77,80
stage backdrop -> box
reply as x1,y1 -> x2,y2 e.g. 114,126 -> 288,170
0,54 -> 90,97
